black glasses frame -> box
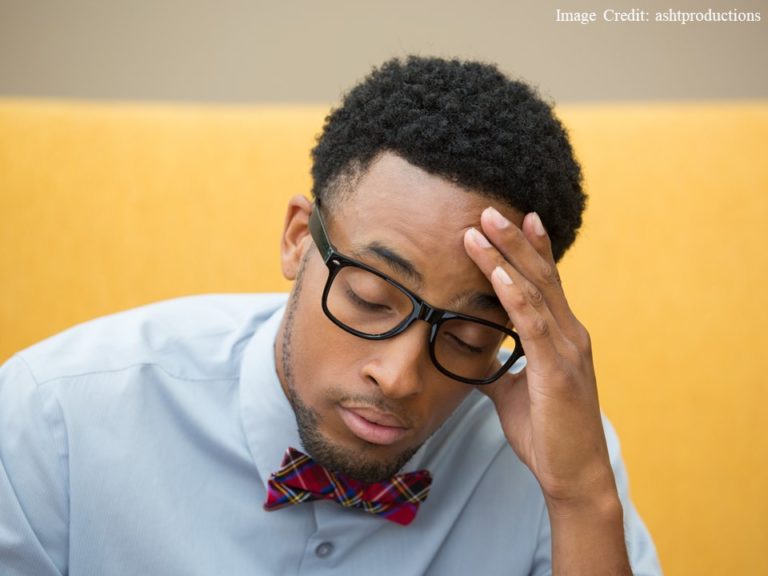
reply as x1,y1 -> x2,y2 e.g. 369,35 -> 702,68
308,203 -> 524,385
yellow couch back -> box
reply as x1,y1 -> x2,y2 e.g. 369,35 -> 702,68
1,99 -> 766,574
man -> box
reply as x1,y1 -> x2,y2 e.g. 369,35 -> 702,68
0,56 -> 661,574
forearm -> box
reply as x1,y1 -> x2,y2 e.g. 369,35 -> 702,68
546,486 -> 632,576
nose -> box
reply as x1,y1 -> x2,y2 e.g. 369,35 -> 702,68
361,322 -> 430,399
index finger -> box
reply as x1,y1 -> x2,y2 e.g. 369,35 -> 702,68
480,207 -> 581,337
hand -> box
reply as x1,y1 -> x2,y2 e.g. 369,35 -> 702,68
463,207 -> 616,507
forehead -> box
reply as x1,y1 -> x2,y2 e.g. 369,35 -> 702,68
324,153 -> 523,306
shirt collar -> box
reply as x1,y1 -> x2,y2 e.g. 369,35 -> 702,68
239,301 -> 301,489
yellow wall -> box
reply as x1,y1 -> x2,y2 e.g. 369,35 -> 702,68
1,100 -> 766,574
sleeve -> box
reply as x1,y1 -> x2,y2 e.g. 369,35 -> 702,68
529,500 -> 553,576
603,416 -> 663,575
0,355 -> 69,576
529,416 -> 663,576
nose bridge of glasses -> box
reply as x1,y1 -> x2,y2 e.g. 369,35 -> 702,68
416,301 -> 441,325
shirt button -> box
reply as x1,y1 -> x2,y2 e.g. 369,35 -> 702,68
315,542 -> 334,558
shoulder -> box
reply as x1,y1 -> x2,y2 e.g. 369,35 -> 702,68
14,293 -> 288,385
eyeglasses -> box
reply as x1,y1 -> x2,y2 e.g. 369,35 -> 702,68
308,203 -> 524,385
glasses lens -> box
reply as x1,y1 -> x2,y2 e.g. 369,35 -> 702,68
433,317 -> 513,381
326,265 -> 414,336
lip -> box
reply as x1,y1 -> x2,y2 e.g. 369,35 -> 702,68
337,406 -> 410,445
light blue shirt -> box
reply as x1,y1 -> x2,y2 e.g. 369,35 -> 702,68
0,294 -> 661,575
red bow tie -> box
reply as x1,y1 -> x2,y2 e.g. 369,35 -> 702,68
263,447 -> 432,526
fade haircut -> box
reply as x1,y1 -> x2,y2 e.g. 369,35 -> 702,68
310,56 -> 586,262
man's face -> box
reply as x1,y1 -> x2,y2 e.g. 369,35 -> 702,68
276,152 -> 523,483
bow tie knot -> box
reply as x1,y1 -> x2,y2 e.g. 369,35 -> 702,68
263,447 -> 432,526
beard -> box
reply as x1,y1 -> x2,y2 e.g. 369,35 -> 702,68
279,256 -> 422,484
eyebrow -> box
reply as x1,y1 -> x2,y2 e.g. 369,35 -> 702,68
353,241 -> 506,317
463,292 -> 505,313
357,242 -> 424,287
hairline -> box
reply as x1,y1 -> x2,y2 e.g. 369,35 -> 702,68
316,151 -> 524,219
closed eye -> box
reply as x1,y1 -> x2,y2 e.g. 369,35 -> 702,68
346,288 -> 391,312
443,331 -> 484,354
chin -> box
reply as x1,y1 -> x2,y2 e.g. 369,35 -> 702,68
300,418 -> 422,483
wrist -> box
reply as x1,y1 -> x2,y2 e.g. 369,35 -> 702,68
542,464 -> 621,517
545,483 -> 623,521
545,483 -> 631,576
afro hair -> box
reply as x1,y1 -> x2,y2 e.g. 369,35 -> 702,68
311,56 -> 586,262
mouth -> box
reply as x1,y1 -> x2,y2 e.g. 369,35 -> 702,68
337,405 -> 411,446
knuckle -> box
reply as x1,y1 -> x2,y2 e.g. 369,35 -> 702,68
508,289 -> 528,310
539,261 -> 561,286
530,316 -> 550,339
578,325 -> 592,349
525,282 -> 544,307
571,324 -> 593,356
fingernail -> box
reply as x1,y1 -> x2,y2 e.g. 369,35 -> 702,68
485,207 -> 510,230
493,266 -> 513,286
531,212 -> 546,237
470,227 -> 492,248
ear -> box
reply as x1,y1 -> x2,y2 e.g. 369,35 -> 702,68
280,195 -> 314,281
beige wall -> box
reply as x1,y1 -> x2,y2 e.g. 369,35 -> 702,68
1,0 -> 766,104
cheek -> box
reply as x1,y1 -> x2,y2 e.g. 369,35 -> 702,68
287,284 -> 363,394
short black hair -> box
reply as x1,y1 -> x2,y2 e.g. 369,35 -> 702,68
311,56 -> 585,262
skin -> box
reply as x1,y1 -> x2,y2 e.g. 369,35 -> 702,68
276,152 -> 631,574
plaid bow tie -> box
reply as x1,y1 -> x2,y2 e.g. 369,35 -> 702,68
263,447 -> 432,526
